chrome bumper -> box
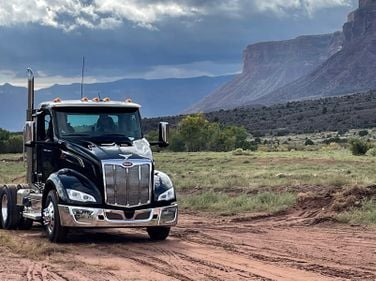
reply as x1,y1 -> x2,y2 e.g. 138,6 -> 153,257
58,204 -> 178,228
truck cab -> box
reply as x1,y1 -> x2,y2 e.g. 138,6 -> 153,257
0,70 -> 178,243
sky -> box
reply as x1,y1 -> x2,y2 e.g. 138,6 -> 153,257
0,0 -> 357,89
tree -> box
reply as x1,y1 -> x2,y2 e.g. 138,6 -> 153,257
349,139 -> 369,156
178,113 -> 209,152
358,130 -> 369,137
169,114 -> 254,152
0,128 -> 10,141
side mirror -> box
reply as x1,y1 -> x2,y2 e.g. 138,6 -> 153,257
158,122 -> 169,147
24,121 -> 35,146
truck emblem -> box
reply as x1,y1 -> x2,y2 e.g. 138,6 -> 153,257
122,161 -> 134,167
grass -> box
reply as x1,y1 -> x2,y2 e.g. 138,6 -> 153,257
337,199 -> 376,225
181,191 -> 296,215
0,154 -> 26,184
154,150 -> 376,219
0,149 -> 375,222
154,150 -> 376,192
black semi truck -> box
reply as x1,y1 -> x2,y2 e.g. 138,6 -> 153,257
0,69 -> 178,242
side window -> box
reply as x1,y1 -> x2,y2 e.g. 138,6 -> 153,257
45,114 -> 51,138
38,113 -> 53,141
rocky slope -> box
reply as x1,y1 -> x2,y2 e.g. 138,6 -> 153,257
256,0 -> 376,105
186,32 -> 343,113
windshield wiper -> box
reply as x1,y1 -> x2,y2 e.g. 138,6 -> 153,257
101,133 -> 128,137
63,133 -> 90,137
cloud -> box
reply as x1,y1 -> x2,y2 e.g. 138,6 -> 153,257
0,0 -> 352,31
0,0 -> 202,31
253,0 -> 352,16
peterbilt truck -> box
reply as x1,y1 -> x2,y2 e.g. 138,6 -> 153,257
0,69 -> 178,243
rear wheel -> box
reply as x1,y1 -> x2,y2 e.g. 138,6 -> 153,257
0,185 -> 21,230
43,190 -> 68,243
147,226 -> 170,241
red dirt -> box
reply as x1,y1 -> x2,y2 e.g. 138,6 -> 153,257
0,210 -> 375,281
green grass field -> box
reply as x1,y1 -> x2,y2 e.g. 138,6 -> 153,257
154,150 -> 376,221
0,149 -> 375,223
155,150 -> 376,191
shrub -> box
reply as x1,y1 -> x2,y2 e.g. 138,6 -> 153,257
304,139 -> 314,146
366,147 -> 376,157
358,130 -> 369,137
349,139 -> 370,155
232,148 -> 251,156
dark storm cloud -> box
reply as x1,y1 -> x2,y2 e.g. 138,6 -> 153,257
0,0 -> 357,85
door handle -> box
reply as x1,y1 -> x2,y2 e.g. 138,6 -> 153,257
43,149 -> 53,153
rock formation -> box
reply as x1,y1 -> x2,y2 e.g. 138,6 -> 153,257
188,0 -> 376,112
186,32 -> 343,113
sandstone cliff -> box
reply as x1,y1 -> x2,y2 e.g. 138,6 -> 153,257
186,32 -> 343,112
256,0 -> 376,105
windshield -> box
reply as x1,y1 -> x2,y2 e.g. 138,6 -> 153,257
54,107 -> 143,142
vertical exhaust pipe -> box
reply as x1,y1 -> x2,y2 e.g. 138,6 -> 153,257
25,68 -> 35,184
26,68 -> 34,121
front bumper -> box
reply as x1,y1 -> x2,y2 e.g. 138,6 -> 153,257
58,203 -> 178,228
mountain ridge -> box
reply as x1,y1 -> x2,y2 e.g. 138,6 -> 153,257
0,75 -> 234,131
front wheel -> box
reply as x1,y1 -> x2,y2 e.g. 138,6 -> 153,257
147,227 -> 170,241
43,190 -> 68,243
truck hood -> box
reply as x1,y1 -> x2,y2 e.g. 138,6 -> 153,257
64,138 -> 153,162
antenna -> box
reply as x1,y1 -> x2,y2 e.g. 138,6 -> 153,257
80,56 -> 85,99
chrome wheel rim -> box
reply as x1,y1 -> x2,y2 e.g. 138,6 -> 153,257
44,201 -> 55,234
1,194 -> 8,223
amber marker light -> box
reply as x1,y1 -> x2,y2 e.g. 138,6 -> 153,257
53,97 -> 62,103
103,97 -> 111,102
92,97 -> 100,102
81,97 -> 89,102
125,98 -> 132,103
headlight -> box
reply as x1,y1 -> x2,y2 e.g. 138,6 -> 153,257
67,189 -> 96,203
158,188 -> 175,201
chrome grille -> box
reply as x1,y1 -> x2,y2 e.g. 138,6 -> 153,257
102,160 -> 152,208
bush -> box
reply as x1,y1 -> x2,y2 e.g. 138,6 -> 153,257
304,139 -> 314,146
232,148 -> 252,156
349,139 -> 370,155
358,130 -> 369,137
366,147 -> 376,157
0,129 -> 23,154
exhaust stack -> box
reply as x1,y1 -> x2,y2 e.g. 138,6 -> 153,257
25,68 -> 35,185
26,68 -> 34,121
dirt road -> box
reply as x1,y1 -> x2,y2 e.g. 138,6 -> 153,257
0,210 -> 375,281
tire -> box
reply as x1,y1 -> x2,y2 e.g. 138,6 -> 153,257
147,227 -> 170,241
0,185 -> 21,230
43,190 -> 68,243
0,187 -> 3,230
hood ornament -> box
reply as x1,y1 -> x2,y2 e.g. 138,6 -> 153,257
119,154 -> 132,160
119,154 -> 134,168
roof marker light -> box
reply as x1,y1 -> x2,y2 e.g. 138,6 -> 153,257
103,97 -> 111,102
81,97 -> 89,102
53,97 -> 62,103
125,98 -> 132,103
92,97 -> 100,102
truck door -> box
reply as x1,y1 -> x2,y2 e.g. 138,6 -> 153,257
36,111 -> 58,182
